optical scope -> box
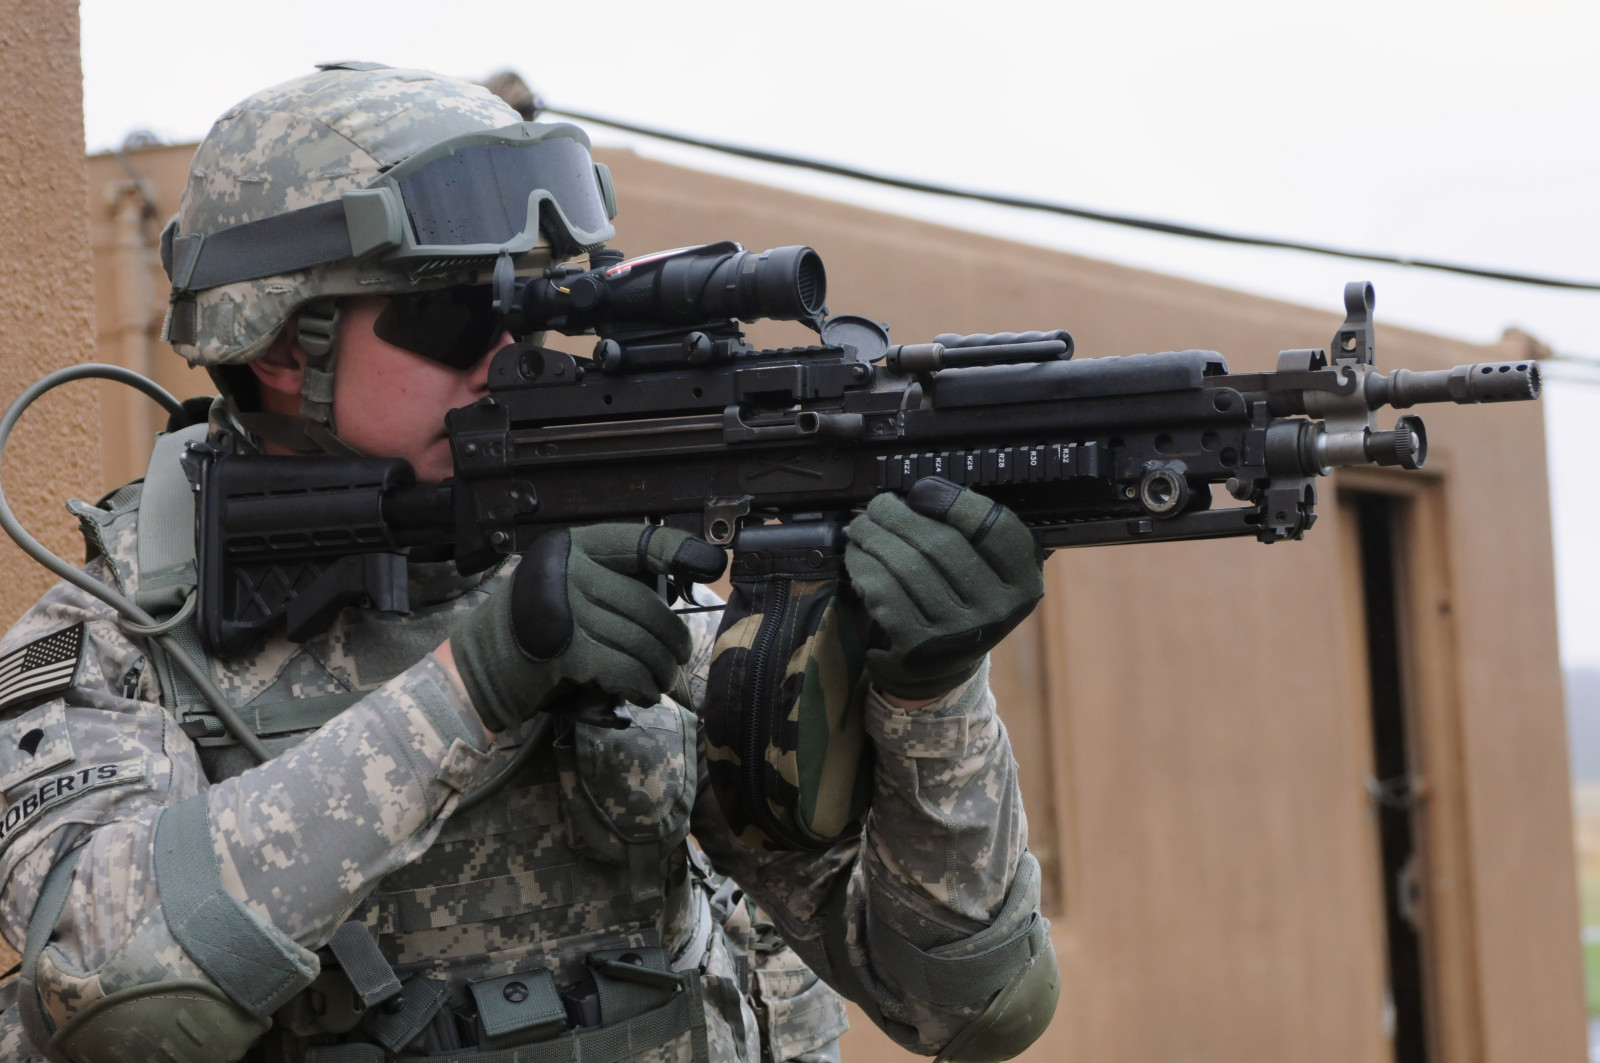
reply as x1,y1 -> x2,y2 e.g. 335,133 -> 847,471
511,241 -> 826,335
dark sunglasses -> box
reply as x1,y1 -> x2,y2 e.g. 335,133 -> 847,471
371,286 -> 507,370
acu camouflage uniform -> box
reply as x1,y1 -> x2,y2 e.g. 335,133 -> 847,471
0,434 -> 1040,1062
0,64 -> 1047,1063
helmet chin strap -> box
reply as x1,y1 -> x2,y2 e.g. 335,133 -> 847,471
293,298 -> 365,458
223,299 -> 367,457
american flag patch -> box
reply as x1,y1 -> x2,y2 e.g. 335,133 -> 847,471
0,624 -> 84,713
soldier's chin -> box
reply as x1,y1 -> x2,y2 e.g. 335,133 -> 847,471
415,439 -> 455,484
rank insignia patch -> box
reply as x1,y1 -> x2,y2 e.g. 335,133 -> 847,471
0,623 -> 84,714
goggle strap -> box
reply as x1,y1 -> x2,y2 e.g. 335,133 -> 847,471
167,200 -> 352,297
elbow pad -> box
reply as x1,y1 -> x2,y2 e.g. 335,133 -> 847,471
934,932 -> 1058,1063
19,847 -> 268,1063
20,794 -> 317,1063
867,851 -> 1059,1062
40,981 -> 267,1063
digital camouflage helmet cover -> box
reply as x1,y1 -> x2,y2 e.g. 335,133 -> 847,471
159,62 -> 616,450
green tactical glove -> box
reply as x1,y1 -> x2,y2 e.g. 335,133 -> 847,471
844,478 -> 1045,700
451,524 -> 726,732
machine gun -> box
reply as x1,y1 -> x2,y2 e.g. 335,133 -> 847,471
181,241 -> 1541,656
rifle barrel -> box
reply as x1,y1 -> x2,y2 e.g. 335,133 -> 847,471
1373,361 -> 1541,409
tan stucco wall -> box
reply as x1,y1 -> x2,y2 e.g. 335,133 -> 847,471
0,2 -> 100,627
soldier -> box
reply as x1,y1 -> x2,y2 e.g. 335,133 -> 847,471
0,65 -> 1057,1062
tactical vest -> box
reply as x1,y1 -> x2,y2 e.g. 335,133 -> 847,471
69,430 -> 741,1062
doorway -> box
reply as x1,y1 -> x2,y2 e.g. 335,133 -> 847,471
1353,491 -> 1430,1063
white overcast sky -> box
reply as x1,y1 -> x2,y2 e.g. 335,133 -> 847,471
79,0 -> 1600,665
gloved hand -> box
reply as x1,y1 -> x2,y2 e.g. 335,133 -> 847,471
845,477 -> 1045,700
450,524 -> 726,732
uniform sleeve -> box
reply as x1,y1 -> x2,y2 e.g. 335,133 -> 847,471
0,565 -> 502,1038
684,601 -> 1042,1056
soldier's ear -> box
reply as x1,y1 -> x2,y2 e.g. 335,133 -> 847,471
249,321 -> 306,401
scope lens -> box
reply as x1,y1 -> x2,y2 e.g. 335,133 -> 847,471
748,246 -> 826,320
793,249 -> 824,316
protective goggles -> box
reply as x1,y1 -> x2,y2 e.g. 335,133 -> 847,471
347,123 -> 617,266
372,285 -> 506,370
163,123 -> 617,297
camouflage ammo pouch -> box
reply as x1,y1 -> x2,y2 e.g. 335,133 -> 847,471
554,701 -> 698,909
703,520 -> 874,851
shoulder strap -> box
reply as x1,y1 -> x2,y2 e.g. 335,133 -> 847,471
132,425 -> 212,719
134,423 -> 208,618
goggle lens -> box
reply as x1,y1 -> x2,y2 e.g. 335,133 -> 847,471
396,137 -> 610,256
372,286 -> 504,370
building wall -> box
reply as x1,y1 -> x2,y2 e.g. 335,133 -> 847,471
0,2 -> 101,631
75,141 -> 1583,1061
85,144 -> 204,486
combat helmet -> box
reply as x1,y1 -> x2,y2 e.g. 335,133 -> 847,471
159,61 -> 617,453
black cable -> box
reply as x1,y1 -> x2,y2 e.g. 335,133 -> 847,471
455,715 -> 551,815
0,365 -> 273,763
545,104 -> 1600,294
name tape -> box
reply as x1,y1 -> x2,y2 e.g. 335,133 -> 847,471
0,759 -> 147,853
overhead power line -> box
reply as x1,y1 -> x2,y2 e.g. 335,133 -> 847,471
544,104 -> 1600,294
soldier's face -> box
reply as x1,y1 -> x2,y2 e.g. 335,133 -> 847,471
331,296 -> 505,483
